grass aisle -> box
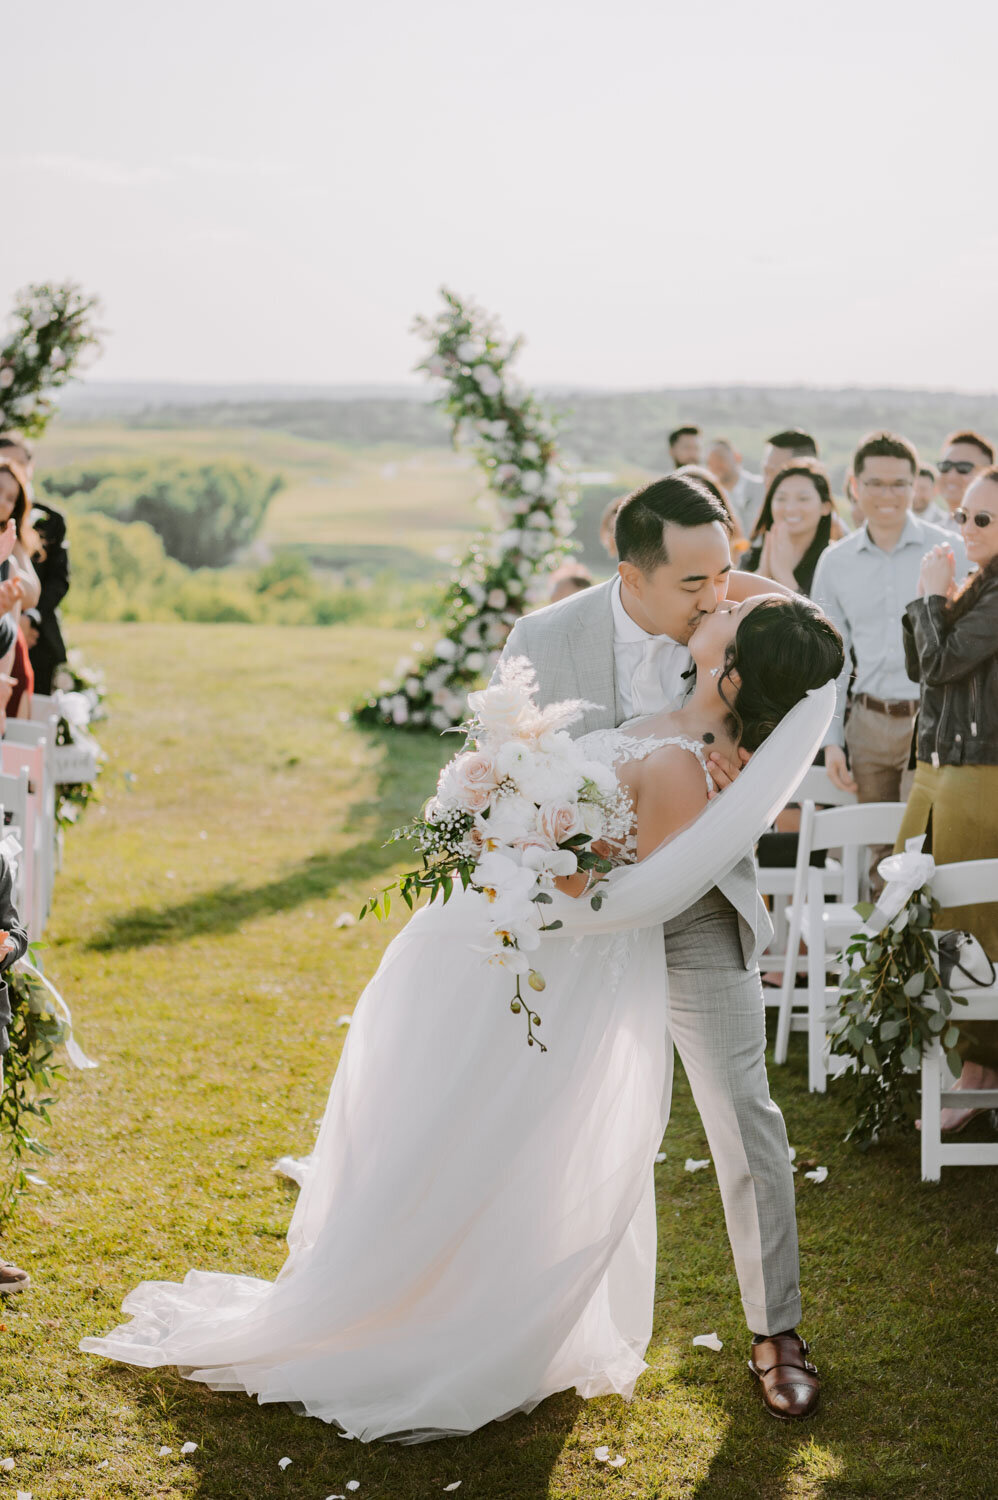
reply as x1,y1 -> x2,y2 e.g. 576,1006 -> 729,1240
2,622 -> 996,1500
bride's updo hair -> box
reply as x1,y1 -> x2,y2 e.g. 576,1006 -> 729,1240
717,596 -> 844,752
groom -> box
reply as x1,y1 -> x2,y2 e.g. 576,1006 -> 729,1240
499,472 -> 821,1421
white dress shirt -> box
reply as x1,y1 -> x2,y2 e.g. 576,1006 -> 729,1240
811,512 -> 970,747
611,577 -> 692,720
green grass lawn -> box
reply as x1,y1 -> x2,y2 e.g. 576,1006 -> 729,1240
2,622 -> 997,1500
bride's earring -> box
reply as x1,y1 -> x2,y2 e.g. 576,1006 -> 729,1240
709,666 -> 720,678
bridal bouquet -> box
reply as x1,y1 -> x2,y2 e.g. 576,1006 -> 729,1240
360,658 -> 632,1048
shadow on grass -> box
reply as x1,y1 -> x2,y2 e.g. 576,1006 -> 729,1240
119,1364 -> 581,1500
86,728 -> 450,953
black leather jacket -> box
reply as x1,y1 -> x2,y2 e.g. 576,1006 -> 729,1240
903,576 -> 998,767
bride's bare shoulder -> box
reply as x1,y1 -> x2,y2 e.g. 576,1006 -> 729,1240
633,743 -> 711,858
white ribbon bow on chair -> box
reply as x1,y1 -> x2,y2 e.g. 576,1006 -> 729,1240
862,835 -> 936,937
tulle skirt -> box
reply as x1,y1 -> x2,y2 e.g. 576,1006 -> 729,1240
81,895 -> 672,1441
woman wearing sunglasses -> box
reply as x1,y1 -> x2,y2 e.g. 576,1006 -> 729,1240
899,467 -> 998,1130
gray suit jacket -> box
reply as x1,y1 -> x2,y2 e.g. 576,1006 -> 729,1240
499,579 -> 772,969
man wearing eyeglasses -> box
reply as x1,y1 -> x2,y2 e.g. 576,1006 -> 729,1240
935,430 -> 995,533
812,432 -> 969,818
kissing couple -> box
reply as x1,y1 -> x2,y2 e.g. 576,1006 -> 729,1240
82,472 -> 843,1440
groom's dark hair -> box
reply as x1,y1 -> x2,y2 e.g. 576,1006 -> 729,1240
614,473 -> 731,574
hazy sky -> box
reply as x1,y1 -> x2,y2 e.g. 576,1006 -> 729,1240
7,0 -> 998,389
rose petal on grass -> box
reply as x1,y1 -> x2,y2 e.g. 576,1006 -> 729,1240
16,1490 -> 31,1500
654,1152 -> 666,1164
97,1460 -> 109,1469
346,1484 -> 360,1492
334,913 -> 357,929
180,1442 -> 198,1454
804,1166 -> 828,1184
0,1459 -> 14,1471
692,1332 -> 724,1351
336,1015 -> 352,1026
684,1157 -> 711,1172
444,1486 -> 463,1493
607,1455 -> 626,1467
278,1456 -> 292,1470
788,1146 -> 797,1162
594,1446 -> 610,1461
158,1446 -> 172,1456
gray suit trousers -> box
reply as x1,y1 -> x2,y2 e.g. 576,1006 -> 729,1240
663,888 -> 802,1336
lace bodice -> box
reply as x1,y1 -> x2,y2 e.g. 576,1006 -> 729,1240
577,726 -> 712,866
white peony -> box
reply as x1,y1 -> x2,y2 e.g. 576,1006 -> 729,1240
495,740 -> 535,780
521,439 -> 541,461
456,339 -> 479,362
473,365 -> 501,396
434,638 -> 458,660
0,369 -> 13,389
520,470 -> 543,494
487,588 -> 507,610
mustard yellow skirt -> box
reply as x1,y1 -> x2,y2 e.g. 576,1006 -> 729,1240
896,761 -> 998,1066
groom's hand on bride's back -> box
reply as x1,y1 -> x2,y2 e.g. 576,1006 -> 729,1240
706,747 -> 751,798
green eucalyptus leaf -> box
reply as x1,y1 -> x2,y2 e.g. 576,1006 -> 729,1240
943,1025 -> 961,1049
946,1047 -> 964,1076
903,971 -> 925,998
901,1044 -> 921,1071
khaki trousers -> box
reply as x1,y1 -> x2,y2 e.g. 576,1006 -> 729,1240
844,701 -> 916,886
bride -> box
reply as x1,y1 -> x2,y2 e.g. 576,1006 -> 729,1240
81,593 -> 842,1442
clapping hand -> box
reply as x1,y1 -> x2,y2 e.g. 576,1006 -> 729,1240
0,520 -> 16,567
764,521 -> 800,588
918,544 -> 956,599
0,576 -> 22,615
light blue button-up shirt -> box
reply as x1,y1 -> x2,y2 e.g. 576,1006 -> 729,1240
811,512 -> 969,747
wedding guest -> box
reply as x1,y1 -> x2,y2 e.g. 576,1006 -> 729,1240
674,464 -> 747,554
0,461 -> 41,611
668,424 -> 703,469
7,620 -> 33,718
25,499 -> 69,694
549,562 -> 593,602
760,428 -> 818,495
813,431 -> 968,812
599,495 -> 625,560
740,461 -> 834,597
935,430 -> 994,533
913,465 -> 941,518
898,467 -> 998,1129
706,438 -> 764,534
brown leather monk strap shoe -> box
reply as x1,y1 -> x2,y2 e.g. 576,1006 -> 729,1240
748,1332 -> 820,1420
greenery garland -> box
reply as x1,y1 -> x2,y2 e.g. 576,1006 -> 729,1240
0,281 -> 102,437
355,288 -> 577,732
0,962 -> 66,1226
829,886 -> 967,1146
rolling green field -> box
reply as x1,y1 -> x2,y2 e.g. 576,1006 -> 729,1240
36,423 -> 499,581
1,622 -> 996,1500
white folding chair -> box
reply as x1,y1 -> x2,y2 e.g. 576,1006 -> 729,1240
4,717 -> 57,928
756,766 -> 857,997
30,693 -> 58,724
0,767 -> 31,931
920,858 -> 998,1180
775,800 -> 907,1090
1,744 -> 46,940
793,765 -> 858,808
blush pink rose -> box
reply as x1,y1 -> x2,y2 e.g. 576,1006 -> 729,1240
449,752 -> 500,812
537,800 -> 583,846
511,829 -> 556,853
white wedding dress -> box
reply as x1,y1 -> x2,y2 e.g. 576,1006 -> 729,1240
80,686 -> 834,1443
